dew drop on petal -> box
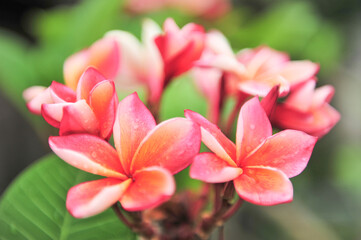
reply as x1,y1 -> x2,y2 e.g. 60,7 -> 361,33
250,124 -> 255,130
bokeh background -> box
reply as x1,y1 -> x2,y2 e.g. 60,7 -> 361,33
0,0 -> 360,239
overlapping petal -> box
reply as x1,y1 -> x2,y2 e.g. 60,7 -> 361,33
234,166 -> 293,206
190,153 -> 243,183
113,93 -> 156,174
236,97 -> 272,164
121,167 -> 175,211
76,67 -> 108,102
242,130 -> 317,178
185,110 -> 236,166
131,118 -> 201,174
67,178 -> 132,218
25,87 -> 52,114
49,134 -> 126,179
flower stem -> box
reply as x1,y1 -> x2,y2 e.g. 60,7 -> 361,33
225,93 -> 248,136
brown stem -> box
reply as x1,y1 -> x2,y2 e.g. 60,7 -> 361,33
221,197 -> 244,222
218,226 -> 225,240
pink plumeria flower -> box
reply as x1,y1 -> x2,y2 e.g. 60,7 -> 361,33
63,37 -> 120,90
49,93 -> 201,218
271,79 -> 340,137
197,35 -> 319,97
105,19 -> 164,104
185,97 -> 317,206
155,18 -> 205,85
25,67 -> 118,139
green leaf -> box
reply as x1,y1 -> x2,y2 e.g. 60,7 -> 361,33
0,154 -> 136,240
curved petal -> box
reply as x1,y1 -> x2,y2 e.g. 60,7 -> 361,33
24,87 -> 52,115
236,97 -> 272,165
59,100 -> 99,136
190,153 -> 243,183
64,49 -> 89,91
41,102 -> 72,128
67,178 -> 132,218
184,110 -> 236,166
113,93 -> 156,174
76,67 -> 107,102
49,81 -> 76,103
312,85 -> 335,109
243,130 -> 317,178
89,80 -> 118,139
131,118 -> 201,174
234,166 -> 293,206
121,167 -> 175,211
260,85 -> 279,118
281,60 -> 319,85
285,80 -> 316,112
49,134 -> 126,178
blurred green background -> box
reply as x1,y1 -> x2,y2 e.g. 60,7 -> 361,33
0,0 -> 360,239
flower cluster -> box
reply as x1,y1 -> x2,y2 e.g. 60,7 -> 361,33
23,18 -> 339,239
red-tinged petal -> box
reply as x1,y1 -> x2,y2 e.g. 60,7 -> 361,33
24,87 -> 52,115
131,118 -> 201,174
88,38 -> 120,82
238,76 -> 290,97
121,167 -> 175,211
59,100 -> 99,136
281,60 -> 319,85
89,80 -> 118,139
185,110 -> 236,166
243,130 -> 317,178
113,93 -> 156,174
311,85 -> 335,109
236,97 -> 272,165
190,153 -> 243,183
49,81 -> 76,103
49,134 -> 126,178
41,102 -> 72,128
307,104 -> 340,137
67,178 -> 132,218
76,67 -> 107,102
234,166 -> 293,206
260,85 -> 279,118
64,50 -> 89,91
285,80 -> 316,112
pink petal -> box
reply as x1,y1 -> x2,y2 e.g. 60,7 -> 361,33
285,80 -> 316,112
49,81 -> 76,103
113,93 -> 156,175
41,102 -> 72,128
67,178 -> 132,218
49,134 -> 126,178
76,67 -> 107,102
236,97 -> 272,165
190,153 -> 243,183
184,110 -> 236,166
307,104 -> 340,137
89,80 -> 118,139
260,85 -> 279,118
121,167 -> 175,211
234,166 -> 293,206
131,118 -> 201,174
238,75 -> 290,97
311,85 -> 335,109
243,130 -> 317,178
59,100 -> 99,136
281,60 -> 319,85
24,87 -> 52,115
64,49 -> 89,91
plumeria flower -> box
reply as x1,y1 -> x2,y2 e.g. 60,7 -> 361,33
105,19 -> 164,104
63,37 -> 120,90
155,18 -> 205,85
185,97 -> 317,205
24,67 -> 118,139
196,35 -> 319,97
48,93 -> 201,218
271,79 -> 340,137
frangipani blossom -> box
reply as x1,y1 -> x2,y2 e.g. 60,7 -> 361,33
25,67 -> 118,139
272,80 -> 340,137
63,37 -> 120,90
49,93 -> 201,218
185,97 -> 317,205
105,19 -> 164,104
196,37 -> 319,97
155,18 -> 205,85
